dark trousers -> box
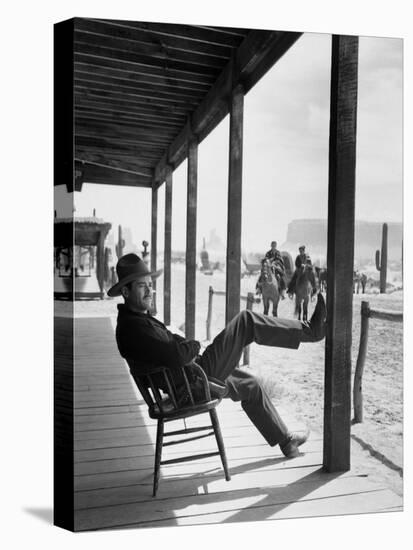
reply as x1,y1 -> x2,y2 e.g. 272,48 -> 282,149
198,310 -> 303,446
287,271 -> 297,294
278,273 -> 287,291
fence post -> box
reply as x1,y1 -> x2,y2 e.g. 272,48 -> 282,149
206,286 -> 214,341
353,301 -> 370,423
242,292 -> 254,365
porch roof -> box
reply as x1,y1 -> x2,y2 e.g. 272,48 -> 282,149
64,18 -> 301,190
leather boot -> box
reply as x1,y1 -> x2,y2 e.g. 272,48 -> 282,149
301,293 -> 326,342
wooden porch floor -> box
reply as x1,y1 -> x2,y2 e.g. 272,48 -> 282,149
69,316 -> 402,531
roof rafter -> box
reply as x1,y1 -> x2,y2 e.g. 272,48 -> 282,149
154,30 -> 302,185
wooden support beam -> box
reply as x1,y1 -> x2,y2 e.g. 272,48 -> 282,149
164,167 -> 173,326
225,84 -> 244,324
323,35 -> 359,473
185,137 -> 198,339
74,158 -> 154,179
74,160 -> 84,192
151,186 -> 158,315
153,31 -> 302,185
78,164 -> 152,188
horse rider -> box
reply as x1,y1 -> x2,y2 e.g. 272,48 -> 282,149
287,245 -> 317,297
264,241 -> 287,299
255,258 -> 275,295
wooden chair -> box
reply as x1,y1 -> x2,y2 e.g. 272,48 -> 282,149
128,361 -> 231,497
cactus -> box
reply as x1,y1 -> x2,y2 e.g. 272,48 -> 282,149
375,223 -> 388,293
115,225 -> 125,259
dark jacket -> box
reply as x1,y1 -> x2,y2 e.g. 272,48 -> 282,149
116,304 -> 201,372
295,252 -> 312,269
265,248 -> 285,274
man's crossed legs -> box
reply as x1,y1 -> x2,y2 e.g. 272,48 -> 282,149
198,293 -> 326,458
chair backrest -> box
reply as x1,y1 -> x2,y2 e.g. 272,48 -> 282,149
127,361 -> 212,415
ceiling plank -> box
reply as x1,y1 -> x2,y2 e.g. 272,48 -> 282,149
74,85 -> 198,109
74,70 -> 207,98
75,122 -> 178,142
75,109 -> 183,130
75,31 -> 228,71
76,133 -> 171,148
74,88 -> 194,112
75,141 -> 166,161
97,19 -> 249,47
74,53 -> 216,86
74,98 -> 187,121
74,40 -> 222,78
74,19 -> 233,59
75,113 -> 181,131
195,25 -> 251,37
74,62 -> 211,93
74,31 -> 227,70
74,75 -> 204,102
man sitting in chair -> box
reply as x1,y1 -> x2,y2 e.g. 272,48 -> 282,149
109,253 -> 326,459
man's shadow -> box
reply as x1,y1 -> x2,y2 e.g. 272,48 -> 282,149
23,507 -> 53,524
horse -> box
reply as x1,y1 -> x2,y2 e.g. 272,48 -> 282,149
256,259 -> 280,317
294,264 -> 314,321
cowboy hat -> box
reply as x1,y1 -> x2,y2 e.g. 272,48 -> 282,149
107,253 -> 163,297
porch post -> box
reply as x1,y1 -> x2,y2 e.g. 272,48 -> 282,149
164,167 -> 173,326
323,35 -> 359,472
185,137 -> 198,339
151,185 -> 158,315
226,83 -> 244,324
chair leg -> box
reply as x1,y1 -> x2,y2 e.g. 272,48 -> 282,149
153,418 -> 164,497
209,408 -> 231,481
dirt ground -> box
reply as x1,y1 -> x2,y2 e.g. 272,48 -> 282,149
57,268 -> 403,497
248,290 -> 403,496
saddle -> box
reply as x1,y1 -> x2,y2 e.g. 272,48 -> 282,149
271,261 -> 285,279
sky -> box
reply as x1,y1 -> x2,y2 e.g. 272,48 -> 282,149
55,31 -> 403,255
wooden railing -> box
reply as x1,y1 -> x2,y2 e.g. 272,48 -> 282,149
353,300 -> 403,423
206,286 -> 260,365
